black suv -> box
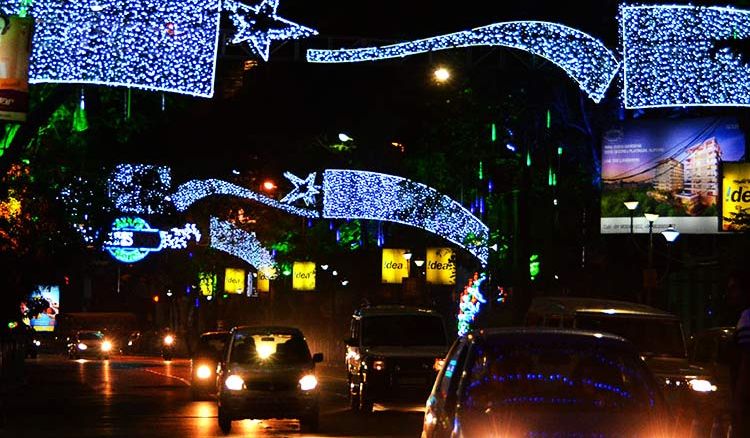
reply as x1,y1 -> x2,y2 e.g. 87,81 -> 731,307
345,306 -> 450,412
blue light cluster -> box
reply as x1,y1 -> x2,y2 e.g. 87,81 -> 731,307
0,0 -> 222,97
280,172 -> 320,207
108,164 -> 172,215
224,0 -> 317,62
172,179 -> 319,218
322,170 -> 489,264
209,217 -> 277,277
622,5 -> 750,108
160,224 -> 201,250
307,21 -> 620,103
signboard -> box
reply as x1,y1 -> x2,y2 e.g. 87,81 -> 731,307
381,248 -> 409,284
722,162 -> 750,231
426,247 -> 455,285
24,285 -> 60,332
199,272 -> 216,297
257,269 -> 270,292
293,262 -> 316,291
601,117 -> 745,234
0,16 -> 32,122
224,268 -> 245,294
103,217 -> 201,263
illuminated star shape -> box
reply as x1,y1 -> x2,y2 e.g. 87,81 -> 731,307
224,0 -> 318,62
280,172 -> 320,206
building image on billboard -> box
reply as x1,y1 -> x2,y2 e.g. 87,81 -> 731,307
601,118 -> 745,234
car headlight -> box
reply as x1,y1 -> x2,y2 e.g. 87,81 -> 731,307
373,359 -> 385,371
77,343 -> 88,350
33,340 -> 41,347
224,375 -> 245,391
101,341 -> 112,352
196,364 -> 212,380
688,379 -> 717,392
299,374 -> 318,391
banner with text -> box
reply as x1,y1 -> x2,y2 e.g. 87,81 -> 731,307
426,247 -> 455,285
722,162 -> 750,231
224,268 -> 246,294
601,117 -> 745,234
257,269 -> 270,292
382,248 -> 410,284
0,16 -> 32,122
293,262 -> 316,291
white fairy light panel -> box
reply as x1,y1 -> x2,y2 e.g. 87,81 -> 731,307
210,217 -> 277,277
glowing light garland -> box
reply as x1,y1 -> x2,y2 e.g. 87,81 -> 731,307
622,5 -> 750,108
172,179 -> 319,218
322,170 -> 489,264
457,273 -> 486,336
0,0 -> 222,97
307,21 -> 620,102
209,217 -> 277,277
103,217 -> 200,263
160,224 -> 201,250
224,0 -> 318,62
108,164 -> 172,215
280,172 -> 320,207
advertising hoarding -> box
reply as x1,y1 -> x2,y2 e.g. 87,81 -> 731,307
224,268 -> 245,294
601,117 -> 745,234
0,16 -> 32,122
257,269 -> 270,292
721,162 -> 750,231
199,272 -> 216,296
25,285 -> 60,332
292,262 -> 316,291
426,248 -> 455,285
381,248 -> 409,284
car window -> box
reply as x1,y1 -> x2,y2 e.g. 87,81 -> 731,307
199,335 -> 227,355
575,315 -> 686,357
230,333 -> 311,366
362,315 -> 446,347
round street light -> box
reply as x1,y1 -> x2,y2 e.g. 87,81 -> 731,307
338,133 -> 354,143
262,180 -> 276,191
434,67 -> 451,83
662,225 -> 680,243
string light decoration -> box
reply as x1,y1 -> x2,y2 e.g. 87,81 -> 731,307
0,0 -> 222,97
160,224 -> 201,250
322,170 -> 489,264
103,217 -> 201,263
209,217 -> 277,277
457,273 -> 486,336
622,5 -> 750,108
172,179 -> 319,218
224,0 -> 318,62
307,21 -> 620,102
280,172 -> 320,206
108,164 -> 172,215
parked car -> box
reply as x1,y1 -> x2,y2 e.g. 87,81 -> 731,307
191,331 -> 230,400
217,326 -> 323,434
526,297 -> 718,432
67,330 -> 113,360
345,305 -> 451,412
422,328 -> 673,438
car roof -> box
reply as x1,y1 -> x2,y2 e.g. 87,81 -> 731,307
353,305 -> 442,318
528,297 -> 677,319
231,326 -> 304,337
200,331 -> 229,337
473,327 -> 633,347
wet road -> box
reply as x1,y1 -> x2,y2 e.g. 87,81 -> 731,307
1,355 -> 424,437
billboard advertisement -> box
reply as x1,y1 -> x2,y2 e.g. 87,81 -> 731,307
601,117 -> 745,234
0,15 -> 32,122
382,248 -> 410,284
257,269 -> 270,292
292,262 -> 316,291
22,285 -> 60,332
426,248 -> 455,285
224,268 -> 245,294
721,162 -> 750,231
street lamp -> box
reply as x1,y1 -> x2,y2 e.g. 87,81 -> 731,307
623,199 -> 639,234
661,225 -> 680,243
338,133 -> 354,143
414,260 -> 425,267
262,180 -> 276,191
644,213 -> 659,268
403,251 -> 413,260
433,67 -> 451,83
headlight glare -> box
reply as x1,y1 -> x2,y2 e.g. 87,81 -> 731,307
101,341 -> 112,352
196,364 -> 212,380
299,374 -> 318,391
688,379 -> 717,392
163,335 -> 174,346
225,375 -> 245,391
77,343 -> 88,350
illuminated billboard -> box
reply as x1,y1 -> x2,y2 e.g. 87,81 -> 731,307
0,15 -> 32,122
292,262 -> 316,291
601,117 -> 745,234
426,248 -> 455,285
382,249 -> 410,284
224,268 -> 246,294
25,285 -> 60,332
721,163 -> 750,232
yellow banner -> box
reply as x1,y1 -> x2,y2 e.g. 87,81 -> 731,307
382,249 -> 410,284
257,269 -> 270,292
199,272 -> 216,296
723,163 -> 750,231
426,248 -> 456,285
293,262 -> 316,291
224,268 -> 246,294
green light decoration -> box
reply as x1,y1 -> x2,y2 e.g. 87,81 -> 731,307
557,146 -> 563,156
478,161 -> 484,180
491,123 -> 497,142
0,124 -> 19,157
17,0 -> 31,17
529,253 -> 540,281
546,110 -> 551,129
72,91 -> 88,132
281,262 -> 292,277
526,151 -> 531,167
337,220 -> 362,251
548,168 -> 557,187
271,233 -> 295,255
7,321 -> 18,329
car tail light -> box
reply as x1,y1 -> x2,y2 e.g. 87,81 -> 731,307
373,359 -> 385,371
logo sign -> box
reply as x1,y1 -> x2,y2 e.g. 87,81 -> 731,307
0,16 -> 32,122
103,217 -> 201,263
426,248 -> 455,285
257,269 -> 270,292
293,262 -> 316,291
382,249 -> 410,284
722,162 -> 750,231
224,268 -> 246,294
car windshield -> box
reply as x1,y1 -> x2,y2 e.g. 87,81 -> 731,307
230,333 -> 311,366
198,334 -> 227,355
575,315 -> 686,357
462,339 -> 662,416
361,315 -> 446,347
78,332 -> 103,340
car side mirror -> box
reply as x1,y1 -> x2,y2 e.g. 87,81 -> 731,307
313,353 -> 324,363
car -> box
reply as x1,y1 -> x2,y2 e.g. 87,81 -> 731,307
525,297 -> 718,432
345,305 -> 450,412
67,330 -> 113,360
422,328 -> 673,438
216,326 -> 324,434
191,331 -> 230,400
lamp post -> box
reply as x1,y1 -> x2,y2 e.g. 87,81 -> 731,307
623,200 -> 639,234
661,225 -> 680,244
644,213 -> 659,267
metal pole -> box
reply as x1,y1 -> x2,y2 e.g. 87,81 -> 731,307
630,212 -> 634,235
648,220 -> 654,267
